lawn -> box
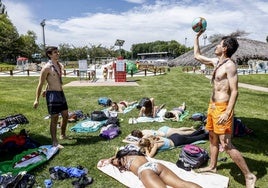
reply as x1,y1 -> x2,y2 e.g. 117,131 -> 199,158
0,67 -> 267,188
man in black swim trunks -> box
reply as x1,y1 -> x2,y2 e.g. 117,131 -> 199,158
33,46 -> 69,148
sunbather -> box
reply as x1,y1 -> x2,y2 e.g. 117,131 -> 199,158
136,127 -> 208,157
109,101 -> 137,113
131,126 -> 196,138
164,102 -> 186,121
97,144 -> 201,188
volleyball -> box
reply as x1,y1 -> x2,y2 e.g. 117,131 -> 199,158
192,17 -> 207,32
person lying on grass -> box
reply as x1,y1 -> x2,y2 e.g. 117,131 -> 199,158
122,125 -> 197,143
108,101 -> 137,113
164,102 -> 186,121
97,144 -> 201,188
136,128 -> 208,158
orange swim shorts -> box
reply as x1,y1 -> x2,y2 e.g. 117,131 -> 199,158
205,101 -> 233,135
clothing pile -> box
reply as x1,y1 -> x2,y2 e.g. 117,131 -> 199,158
49,165 -> 93,188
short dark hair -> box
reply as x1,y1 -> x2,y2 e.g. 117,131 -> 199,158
164,111 -> 175,118
131,130 -> 143,138
221,36 -> 239,57
45,46 -> 58,59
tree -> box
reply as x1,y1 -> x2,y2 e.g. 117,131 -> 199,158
18,31 -> 40,61
0,14 -> 20,63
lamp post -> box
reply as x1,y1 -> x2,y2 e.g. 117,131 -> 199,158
40,19 -> 46,53
114,39 -> 125,58
203,34 -> 207,46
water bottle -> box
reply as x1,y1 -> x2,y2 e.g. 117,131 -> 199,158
44,179 -> 53,188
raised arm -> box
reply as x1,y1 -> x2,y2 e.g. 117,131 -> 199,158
194,30 -> 215,66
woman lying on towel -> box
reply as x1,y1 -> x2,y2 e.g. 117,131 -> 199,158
132,126 -> 196,138
109,101 -> 137,113
137,128 -> 208,157
164,102 -> 186,121
97,144 -> 201,188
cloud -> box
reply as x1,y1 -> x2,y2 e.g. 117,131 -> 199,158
123,0 -> 146,4
3,0 -> 268,51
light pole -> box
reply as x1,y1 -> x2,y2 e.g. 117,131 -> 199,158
114,39 -> 125,58
40,19 -> 46,53
203,34 -> 207,46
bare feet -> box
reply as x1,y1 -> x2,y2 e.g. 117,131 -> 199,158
53,143 -> 64,149
56,144 -> 64,149
245,173 -> 256,188
196,166 -> 217,173
60,135 -> 73,140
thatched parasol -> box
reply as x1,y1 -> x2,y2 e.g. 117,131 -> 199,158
169,38 -> 268,66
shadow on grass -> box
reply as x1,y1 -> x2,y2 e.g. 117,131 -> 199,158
218,157 -> 267,187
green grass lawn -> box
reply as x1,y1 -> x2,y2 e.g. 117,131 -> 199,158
0,67 -> 267,188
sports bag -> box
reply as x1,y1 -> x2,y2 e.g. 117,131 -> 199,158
99,124 -> 121,139
176,144 -> 209,171
190,113 -> 206,122
98,97 -> 112,107
90,111 -> 108,121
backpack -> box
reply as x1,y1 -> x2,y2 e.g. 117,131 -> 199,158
105,117 -> 120,127
233,117 -> 253,137
90,111 -> 108,121
176,144 -> 209,171
190,113 -> 207,122
98,97 -> 112,107
99,124 -> 121,139
136,97 -> 150,109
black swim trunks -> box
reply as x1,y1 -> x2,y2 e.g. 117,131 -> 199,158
46,91 -> 68,115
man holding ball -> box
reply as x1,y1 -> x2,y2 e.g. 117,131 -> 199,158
194,30 -> 256,188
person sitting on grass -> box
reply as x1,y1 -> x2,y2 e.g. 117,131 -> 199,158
97,144 -> 201,188
138,98 -> 165,118
164,102 -> 186,121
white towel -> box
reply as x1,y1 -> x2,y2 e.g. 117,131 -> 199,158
97,157 -> 229,188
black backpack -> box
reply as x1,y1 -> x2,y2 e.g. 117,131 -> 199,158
90,111 -> 108,121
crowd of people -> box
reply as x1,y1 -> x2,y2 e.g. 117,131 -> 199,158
32,28 -> 257,187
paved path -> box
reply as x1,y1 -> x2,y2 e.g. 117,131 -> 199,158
204,75 -> 268,93
238,83 -> 268,92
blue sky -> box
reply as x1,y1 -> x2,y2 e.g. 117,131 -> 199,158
3,0 -> 268,50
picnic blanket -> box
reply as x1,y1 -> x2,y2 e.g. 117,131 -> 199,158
0,145 -> 59,175
97,157 -> 229,188
70,118 -> 107,133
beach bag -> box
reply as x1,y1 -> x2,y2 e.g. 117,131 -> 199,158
90,111 -> 108,121
190,113 -> 206,122
136,97 -> 150,109
98,97 -> 112,107
99,124 -> 121,139
233,117 -> 253,137
176,144 -> 209,171
105,117 -> 120,127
